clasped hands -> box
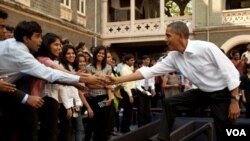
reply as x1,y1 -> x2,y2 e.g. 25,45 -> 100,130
78,73 -> 118,86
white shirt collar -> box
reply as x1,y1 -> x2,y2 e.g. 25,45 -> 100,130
184,39 -> 195,54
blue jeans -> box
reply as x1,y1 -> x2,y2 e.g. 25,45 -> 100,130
73,115 -> 84,141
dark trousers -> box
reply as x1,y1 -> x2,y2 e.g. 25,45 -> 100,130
120,88 -> 135,133
137,91 -> 152,127
85,95 -> 109,141
0,93 -> 38,141
38,96 -> 59,141
58,104 -> 73,141
106,100 -> 115,138
244,103 -> 250,118
158,88 -> 233,141
152,83 -> 162,108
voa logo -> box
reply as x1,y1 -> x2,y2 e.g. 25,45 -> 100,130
226,129 -> 246,136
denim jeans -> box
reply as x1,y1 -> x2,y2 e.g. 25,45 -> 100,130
73,115 -> 84,141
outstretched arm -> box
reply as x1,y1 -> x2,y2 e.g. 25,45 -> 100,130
115,70 -> 144,84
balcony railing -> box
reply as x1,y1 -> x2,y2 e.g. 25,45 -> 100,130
222,8 -> 250,25
103,16 -> 192,38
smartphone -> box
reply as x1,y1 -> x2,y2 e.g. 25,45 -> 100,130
98,99 -> 107,108
146,91 -> 152,96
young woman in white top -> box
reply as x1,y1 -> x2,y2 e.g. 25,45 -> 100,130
58,44 -> 85,141
33,33 -> 88,141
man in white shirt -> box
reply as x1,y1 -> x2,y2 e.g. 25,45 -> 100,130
110,21 -> 241,141
0,20 -> 103,141
135,55 -> 155,127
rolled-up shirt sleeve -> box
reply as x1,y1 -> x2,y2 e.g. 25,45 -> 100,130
139,58 -> 175,80
206,43 -> 240,91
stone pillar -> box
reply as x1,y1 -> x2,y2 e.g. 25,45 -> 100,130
130,0 -> 135,32
160,0 -> 165,31
102,0 -> 108,36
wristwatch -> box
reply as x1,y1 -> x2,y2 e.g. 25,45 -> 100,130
231,95 -> 241,101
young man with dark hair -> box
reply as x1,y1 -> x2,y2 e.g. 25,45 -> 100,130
119,53 -> 136,133
135,55 -> 156,127
0,20 -> 104,141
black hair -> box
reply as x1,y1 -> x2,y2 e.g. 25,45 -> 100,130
231,50 -> 240,56
123,54 -> 134,62
167,21 -> 189,39
35,33 -> 62,59
5,25 -> 14,32
60,44 -> 79,71
136,59 -> 142,66
62,38 -> 71,45
91,46 -> 107,70
90,46 -> 95,53
141,55 -> 150,60
0,9 -> 8,19
14,21 -> 42,42
76,42 -> 85,50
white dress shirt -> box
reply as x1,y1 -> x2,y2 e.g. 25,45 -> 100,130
139,40 -> 240,92
0,38 -> 79,83
58,65 -> 82,109
136,66 -> 155,93
0,39 -> 80,103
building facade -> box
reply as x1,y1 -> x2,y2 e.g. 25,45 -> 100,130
0,0 -> 102,49
194,0 -> 250,56
103,0 -> 250,59
1,0 -> 250,60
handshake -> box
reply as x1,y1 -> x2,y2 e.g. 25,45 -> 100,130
78,73 -> 119,86
79,70 -> 141,87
